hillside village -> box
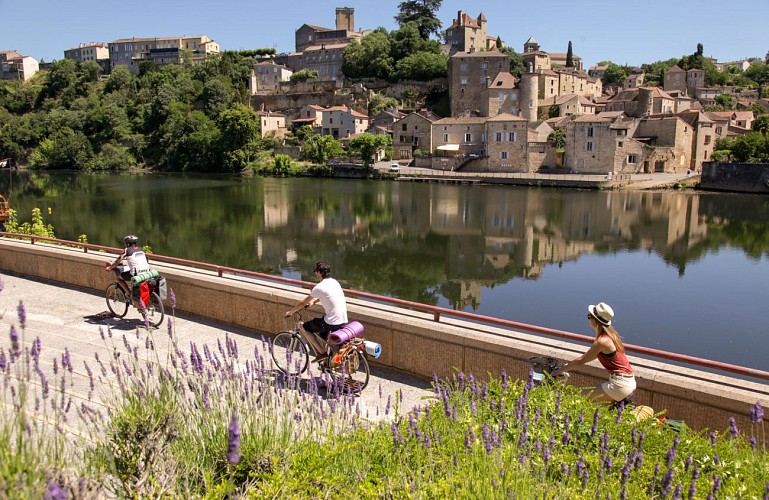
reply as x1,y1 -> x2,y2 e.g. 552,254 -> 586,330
2,6 -> 768,175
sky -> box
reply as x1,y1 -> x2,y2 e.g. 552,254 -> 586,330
2,0 -> 767,68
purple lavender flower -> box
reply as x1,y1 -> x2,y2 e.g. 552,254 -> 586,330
685,454 -> 692,472
750,436 -> 757,449
709,431 -> 716,445
44,479 -> 67,500
9,325 -> 19,356
729,417 -> 739,438
457,372 -> 466,391
501,369 -> 508,391
689,467 -> 700,499
167,318 -> 173,337
578,409 -> 584,425
16,301 -> 26,329
227,412 -> 241,464
751,401 -> 764,423
661,469 -> 674,496
384,395 -> 391,415
591,408 -> 600,436
712,475 -> 722,494
0,350 -> 6,371
169,288 -> 176,308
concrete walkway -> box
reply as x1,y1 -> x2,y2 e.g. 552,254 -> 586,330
0,272 -> 433,431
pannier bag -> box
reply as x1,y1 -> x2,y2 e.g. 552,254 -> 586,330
157,276 -> 168,301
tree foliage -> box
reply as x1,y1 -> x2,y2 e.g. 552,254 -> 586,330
290,69 -> 319,82
499,47 -> 526,78
713,132 -> 769,162
349,133 -> 392,167
394,0 -> 443,40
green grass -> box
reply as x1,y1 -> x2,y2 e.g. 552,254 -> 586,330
0,279 -> 767,498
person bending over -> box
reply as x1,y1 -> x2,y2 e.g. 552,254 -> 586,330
553,302 -> 636,403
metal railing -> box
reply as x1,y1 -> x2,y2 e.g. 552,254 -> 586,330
2,232 -> 768,382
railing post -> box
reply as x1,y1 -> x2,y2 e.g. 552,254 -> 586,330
218,268 -> 223,277
433,311 -> 440,322
31,237 -> 35,245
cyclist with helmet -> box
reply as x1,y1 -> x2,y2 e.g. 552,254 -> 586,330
106,235 -> 151,292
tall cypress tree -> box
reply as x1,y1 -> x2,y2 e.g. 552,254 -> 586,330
566,41 -> 574,68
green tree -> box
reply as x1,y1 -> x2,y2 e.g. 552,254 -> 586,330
300,134 -> 345,164
29,127 -> 94,169
395,51 -> 447,81
547,129 -> 566,151
289,69 -> 319,82
714,94 -> 734,109
548,104 -> 560,119
745,61 -> 769,86
349,133 -> 392,167
753,114 -> 769,135
105,65 -> 134,94
368,92 -> 399,117
499,47 -> 526,78
566,41 -> 574,68
600,62 -> 628,87
202,79 -> 231,118
273,154 -> 294,175
216,104 -> 261,172
394,0 -> 443,40
390,22 -> 439,61
342,29 -> 394,80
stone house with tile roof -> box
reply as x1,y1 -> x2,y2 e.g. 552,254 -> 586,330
294,7 -> 367,53
480,72 -> 520,116
321,105 -> 369,139
0,50 -> 39,81
604,88 -> 675,117
485,114 -> 529,171
565,113 -> 694,174
664,65 -> 687,94
108,35 -> 219,75
445,11 -> 496,55
369,107 -> 406,135
706,110 -> 755,132
257,111 -> 287,139
285,42 -> 347,83
250,61 -> 293,95
538,94 -> 596,119
393,111 -> 437,160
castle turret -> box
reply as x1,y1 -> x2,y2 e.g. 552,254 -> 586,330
520,69 -> 539,122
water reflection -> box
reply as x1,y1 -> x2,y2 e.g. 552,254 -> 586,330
3,171 -> 768,368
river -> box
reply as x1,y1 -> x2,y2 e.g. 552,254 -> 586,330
2,170 -> 768,371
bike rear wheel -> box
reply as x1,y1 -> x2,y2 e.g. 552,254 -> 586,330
271,331 -> 309,376
334,348 -> 369,392
105,283 -> 129,318
142,291 -> 165,327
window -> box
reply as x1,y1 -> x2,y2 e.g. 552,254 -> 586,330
586,141 -> 593,151
443,133 -> 448,142
618,141 -> 624,148
465,133 -> 472,142
402,124 -> 407,131
460,77 -> 468,85
586,127 -> 594,137
480,76 -> 486,84
627,154 -> 637,164
481,62 -> 488,70
716,126 -> 723,135
495,132 -> 503,142
500,151 -> 508,159
508,132 -> 516,142
704,135 -> 711,145
460,63 -> 468,71
498,92 -> 505,101
617,129 -> 626,136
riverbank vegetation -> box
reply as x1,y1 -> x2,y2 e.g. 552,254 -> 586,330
0,286 -> 766,497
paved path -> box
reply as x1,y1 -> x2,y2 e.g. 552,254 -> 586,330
0,272 -> 433,432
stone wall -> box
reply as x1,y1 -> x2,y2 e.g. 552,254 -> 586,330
700,162 -> 769,193
0,237 -> 767,439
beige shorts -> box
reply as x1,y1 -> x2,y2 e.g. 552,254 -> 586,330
600,373 -> 636,401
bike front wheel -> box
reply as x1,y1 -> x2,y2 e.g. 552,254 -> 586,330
271,331 -> 309,376
335,348 -> 369,392
142,291 -> 165,327
105,283 -> 129,318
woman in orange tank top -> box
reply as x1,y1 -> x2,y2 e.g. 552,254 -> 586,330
554,302 -> 636,403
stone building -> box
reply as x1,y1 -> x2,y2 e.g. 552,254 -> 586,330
392,111 -> 438,160
604,88 -> 675,117
294,7 -> 367,53
257,111 -> 287,139
445,11 -> 500,55
108,35 -> 219,74
0,50 -> 39,81
664,65 -> 687,94
480,72 -> 519,117
484,114 -> 529,172
432,116 -> 487,156
565,113 -> 693,174
284,42 -> 346,83
538,94 -> 596,118
448,49 -> 510,117
249,61 -> 293,94
64,42 -> 109,63
320,105 -> 369,139
369,107 -> 406,135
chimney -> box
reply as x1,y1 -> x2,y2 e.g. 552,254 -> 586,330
457,11 -> 462,24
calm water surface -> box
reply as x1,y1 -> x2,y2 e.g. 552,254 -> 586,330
2,171 -> 768,371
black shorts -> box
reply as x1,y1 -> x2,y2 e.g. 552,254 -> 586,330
303,318 -> 345,340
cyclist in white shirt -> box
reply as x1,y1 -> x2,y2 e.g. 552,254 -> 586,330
285,261 -> 348,359
106,235 -> 150,292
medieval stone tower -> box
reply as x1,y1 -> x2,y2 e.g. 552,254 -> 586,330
335,7 -> 354,32
520,70 -> 539,122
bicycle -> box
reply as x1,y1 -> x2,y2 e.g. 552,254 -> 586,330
270,311 -> 370,392
105,278 -> 165,328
